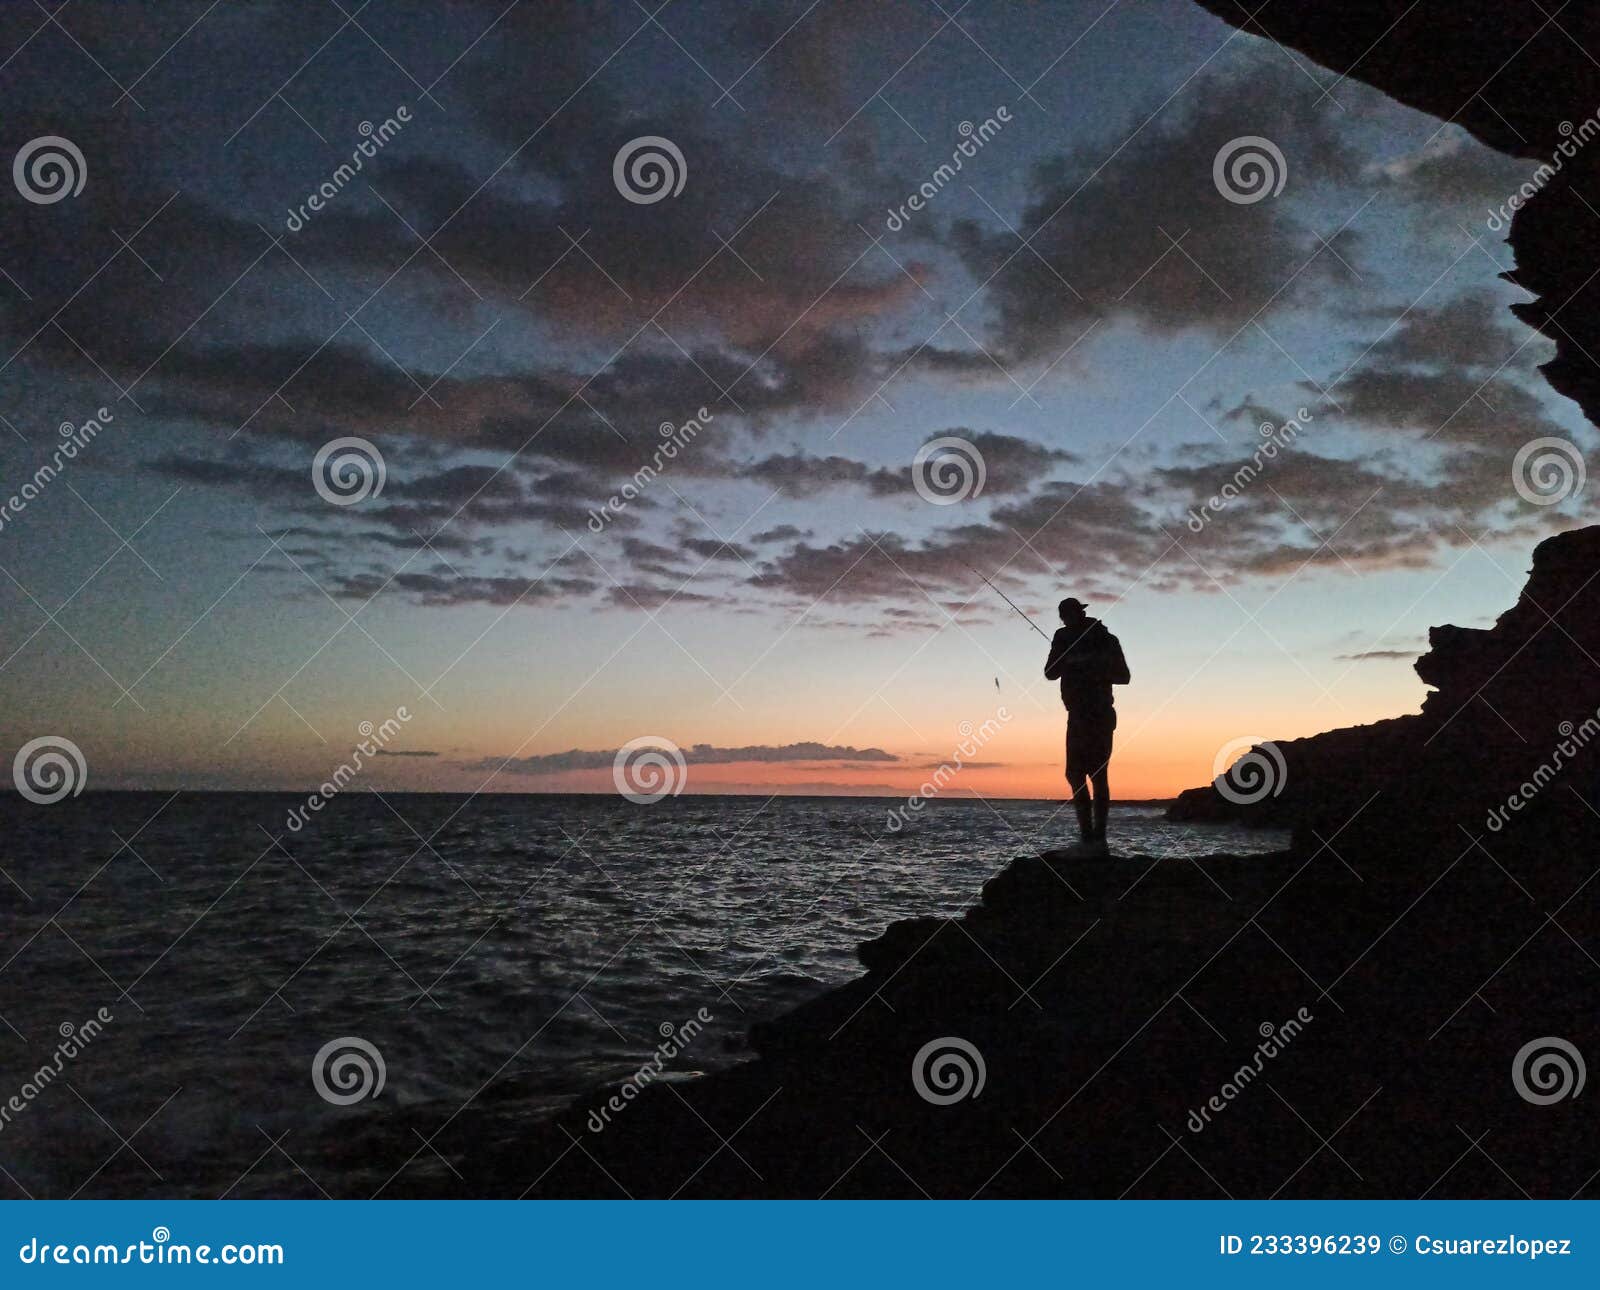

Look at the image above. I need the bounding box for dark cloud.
[1366,129,1528,220]
[1307,291,1564,452]
[750,524,811,544]
[141,451,621,566]
[472,741,901,775]
[744,430,1076,501]
[744,452,904,498]
[322,569,599,609]
[0,86,908,486]
[681,537,755,563]
[603,583,717,610]
[741,402,1568,610]
[619,537,690,578]
[1349,291,1537,373]
[1318,367,1560,443]
[1,8,1580,628]
[950,61,1363,361]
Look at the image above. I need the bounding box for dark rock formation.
[466,834,1594,1197]
[1171,526,1600,858]
[1168,780,1293,827]
[1193,1,1600,159]
[1192,0,1600,427]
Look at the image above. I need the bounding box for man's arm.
[1043,628,1069,680]
[1105,633,1131,685]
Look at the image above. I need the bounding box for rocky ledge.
[475,841,1593,1197]
[1170,525,1600,860]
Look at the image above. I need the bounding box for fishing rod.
[958,558,1052,642]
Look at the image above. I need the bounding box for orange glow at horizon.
[449,715,1345,800]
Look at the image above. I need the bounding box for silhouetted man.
[1044,597,1130,852]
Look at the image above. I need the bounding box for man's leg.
[1067,768,1093,839]
[1088,724,1113,840]
[1065,720,1094,840]
[1089,765,1110,841]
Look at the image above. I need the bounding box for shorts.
[1065,710,1115,781]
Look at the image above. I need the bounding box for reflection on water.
[0,791,1286,1195]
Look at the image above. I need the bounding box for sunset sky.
[0,0,1590,800]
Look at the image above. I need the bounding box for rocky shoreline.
[442,520,1595,1199]
[475,842,1590,1197]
